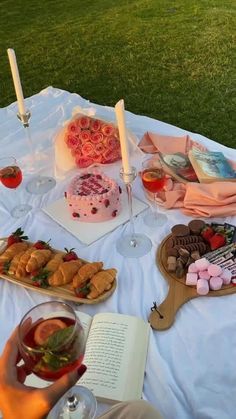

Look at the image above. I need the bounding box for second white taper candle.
[115,99,131,174]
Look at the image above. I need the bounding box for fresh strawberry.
[201,225,214,243]
[30,270,40,279]
[209,233,226,250]
[7,228,28,247]
[75,282,90,298]
[32,270,50,288]
[63,248,78,262]
[33,240,51,250]
[33,281,41,287]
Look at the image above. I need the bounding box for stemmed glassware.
[116,167,152,258]
[18,301,97,419]
[18,111,56,195]
[141,157,168,227]
[0,156,32,218]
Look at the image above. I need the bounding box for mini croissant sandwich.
[45,252,65,274]
[0,242,29,263]
[26,249,52,273]
[8,250,27,276]
[87,268,117,299]
[15,247,37,278]
[72,262,103,289]
[48,259,83,286]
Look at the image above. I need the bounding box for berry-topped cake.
[65,170,122,222]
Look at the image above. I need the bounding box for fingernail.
[77,364,87,378]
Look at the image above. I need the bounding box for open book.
[25,311,150,404]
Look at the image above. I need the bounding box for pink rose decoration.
[102,148,121,163]
[101,124,115,136]
[95,142,106,154]
[90,119,101,132]
[71,147,82,157]
[92,154,103,163]
[81,142,96,157]
[78,116,90,129]
[75,155,94,168]
[104,135,120,150]
[66,134,79,150]
[90,132,104,144]
[64,116,122,168]
[67,121,81,134]
[79,130,91,143]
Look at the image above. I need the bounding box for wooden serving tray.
[0,242,116,305]
[149,234,236,331]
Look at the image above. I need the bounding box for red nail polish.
[77,364,87,377]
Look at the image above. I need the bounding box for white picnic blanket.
[0,87,236,419]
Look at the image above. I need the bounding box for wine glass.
[116,167,152,258]
[141,157,168,227]
[0,156,32,218]
[18,301,97,419]
[17,111,56,195]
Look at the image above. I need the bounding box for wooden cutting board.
[149,234,236,331]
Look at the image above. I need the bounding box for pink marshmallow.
[221,269,232,285]
[195,258,210,271]
[197,279,209,295]
[208,264,222,277]
[188,263,199,273]
[186,273,198,286]
[198,270,210,280]
[209,276,223,291]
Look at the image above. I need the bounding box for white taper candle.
[115,99,131,174]
[7,48,26,116]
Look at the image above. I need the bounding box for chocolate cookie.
[172,235,203,246]
[188,219,206,235]
[171,224,190,237]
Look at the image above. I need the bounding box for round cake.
[65,170,122,222]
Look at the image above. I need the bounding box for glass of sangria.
[141,157,168,227]
[0,156,32,218]
[18,301,97,419]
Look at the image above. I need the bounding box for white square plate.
[43,193,148,245]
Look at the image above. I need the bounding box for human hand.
[0,326,87,419]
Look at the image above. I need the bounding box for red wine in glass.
[0,157,32,218]
[18,301,97,418]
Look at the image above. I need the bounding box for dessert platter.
[149,220,236,330]
[0,228,117,304]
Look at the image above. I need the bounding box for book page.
[78,312,150,402]
[75,310,93,340]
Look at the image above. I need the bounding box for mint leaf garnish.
[46,326,74,350]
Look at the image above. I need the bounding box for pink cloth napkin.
[139,131,205,154]
[183,182,236,217]
[139,132,236,217]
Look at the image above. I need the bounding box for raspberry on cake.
[66,170,122,222]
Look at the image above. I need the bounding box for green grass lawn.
[0,0,235,148]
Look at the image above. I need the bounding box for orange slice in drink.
[34,319,67,346]
[142,170,161,182]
